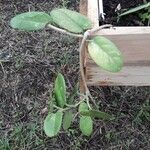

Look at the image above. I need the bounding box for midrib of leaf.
[57,9,83,31]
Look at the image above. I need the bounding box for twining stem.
[47,24,113,38]
[54,99,85,111]
[79,24,113,108]
[89,24,113,35]
[47,24,83,38]
[47,23,113,109]
[66,99,85,108]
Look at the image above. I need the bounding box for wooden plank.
[80,0,87,16]
[86,0,150,86]
[86,65,150,86]
[87,0,99,28]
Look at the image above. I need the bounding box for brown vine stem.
[79,24,113,108]
[89,24,113,35]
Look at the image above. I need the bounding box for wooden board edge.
[95,27,150,35]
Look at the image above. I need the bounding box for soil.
[0,0,150,150]
[102,0,150,26]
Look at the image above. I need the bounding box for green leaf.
[139,12,150,22]
[79,116,93,136]
[48,96,54,113]
[10,12,52,31]
[63,110,73,130]
[80,110,112,121]
[119,2,150,17]
[88,36,123,72]
[44,111,63,137]
[78,102,88,112]
[54,73,66,108]
[79,102,93,136]
[50,8,92,33]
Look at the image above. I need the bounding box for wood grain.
[86,64,150,86]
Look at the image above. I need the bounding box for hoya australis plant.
[10,8,123,73]
[10,8,123,137]
[44,73,113,137]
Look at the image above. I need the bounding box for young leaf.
[78,102,93,136]
[139,12,150,22]
[10,12,52,31]
[50,8,92,33]
[63,110,73,130]
[78,102,89,112]
[54,73,66,108]
[79,116,93,136]
[80,110,112,121]
[88,36,123,72]
[44,111,63,137]
[119,2,150,17]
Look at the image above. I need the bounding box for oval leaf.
[54,73,66,108]
[119,2,150,17]
[44,111,63,137]
[79,116,93,136]
[80,110,112,121]
[88,36,123,72]
[63,110,73,130]
[79,102,89,112]
[10,12,52,31]
[50,8,92,33]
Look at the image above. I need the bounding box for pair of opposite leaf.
[44,110,73,137]
[44,73,72,137]
[10,8,123,72]
[44,73,91,137]
[44,73,113,137]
